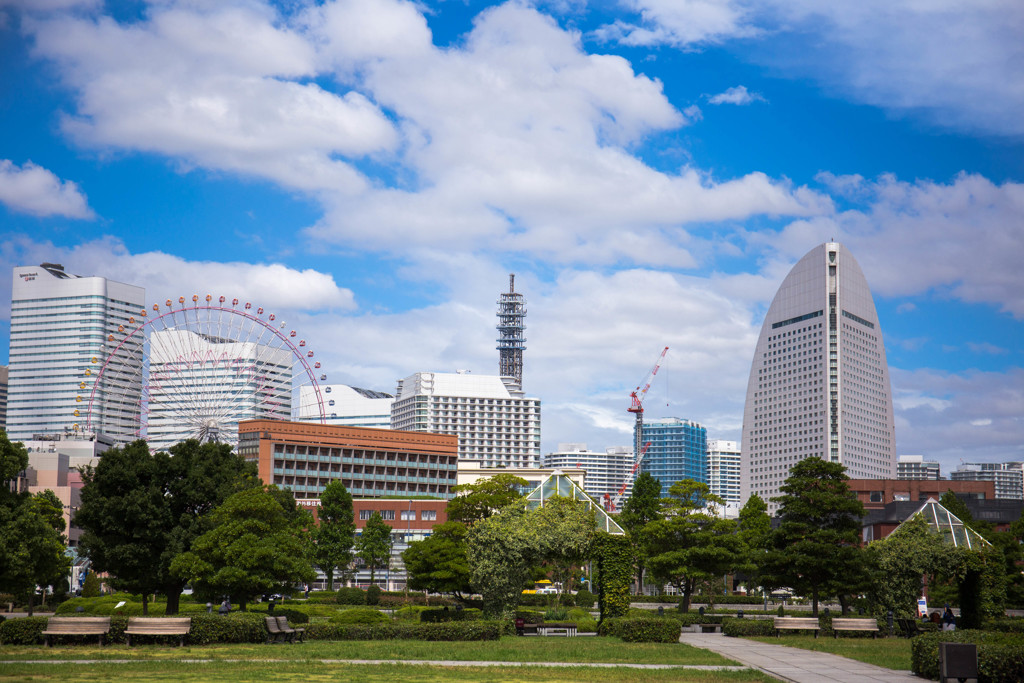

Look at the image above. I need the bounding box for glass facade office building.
[638,417,707,494]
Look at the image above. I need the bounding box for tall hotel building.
[8,264,145,442]
[707,439,742,505]
[638,417,707,496]
[741,242,896,511]
[390,371,541,467]
[542,443,633,503]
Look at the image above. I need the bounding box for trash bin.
[939,642,977,683]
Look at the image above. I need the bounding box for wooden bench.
[125,617,192,647]
[897,617,925,638]
[774,616,820,638]
[42,617,112,646]
[537,623,577,637]
[830,617,878,638]
[265,616,303,643]
[275,616,304,643]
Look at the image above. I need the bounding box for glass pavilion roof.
[524,472,624,535]
[894,498,991,549]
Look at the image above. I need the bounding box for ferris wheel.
[81,295,326,451]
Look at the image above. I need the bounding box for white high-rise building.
[741,243,896,512]
[390,371,541,467]
[297,384,394,428]
[542,443,633,504]
[707,439,742,505]
[951,462,1023,500]
[146,329,291,452]
[8,263,145,442]
[897,454,941,480]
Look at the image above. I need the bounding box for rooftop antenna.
[496,273,526,390]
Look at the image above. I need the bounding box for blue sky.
[1,0,1022,475]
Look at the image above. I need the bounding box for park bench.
[773,616,820,638]
[536,623,577,637]
[42,616,112,646]
[265,616,303,643]
[830,617,878,638]
[897,618,925,638]
[695,623,723,633]
[125,617,192,647]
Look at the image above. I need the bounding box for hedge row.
[0,614,284,646]
[597,617,681,643]
[305,621,502,641]
[722,618,776,637]
[911,630,1024,683]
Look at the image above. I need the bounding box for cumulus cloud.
[0,159,95,219]
[602,0,1024,136]
[0,236,356,316]
[17,0,830,265]
[707,85,766,105]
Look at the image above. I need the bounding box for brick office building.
[847,478,994,509]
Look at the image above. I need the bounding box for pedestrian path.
[678,632,922,683]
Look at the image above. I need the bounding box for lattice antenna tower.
[496,273,526,389]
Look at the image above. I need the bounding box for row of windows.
[358,509,438,521]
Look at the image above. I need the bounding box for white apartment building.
[390,371,541,467]
[707,439,742,505]
[297,384,394,428]
[951,462,1024,500]
[897,454,941,480]
[542,443,633,505]
[146,329,292,452]
[8,263,145,442]
[741,243,896,512]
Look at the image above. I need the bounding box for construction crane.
[605,346,669,512]
[604,441,651,512]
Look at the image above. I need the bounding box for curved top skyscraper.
[741,242,896,511]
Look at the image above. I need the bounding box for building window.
[400,510,415,521]
[869,491,884,503]
[359,509,373,520]
[421,510,437,521]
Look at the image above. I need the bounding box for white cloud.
[0,236,356,317]
[604,0,1024,136]
[707,85,765,105]
[0,159,95,219]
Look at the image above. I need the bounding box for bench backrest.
[832,618,877,628]
[46,617,111,633]
[275,616,296,630]
[774,617,819,627]
[127,617,191,628]
[266,617,285,632]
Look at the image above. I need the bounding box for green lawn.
[748,635,913,670]
[0,637,732,665]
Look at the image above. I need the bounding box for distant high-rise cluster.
[542,443,633,502]
[952,461,1024,500]
[741,242,896,511]
[897,454,941,480]
[7,263,144,442]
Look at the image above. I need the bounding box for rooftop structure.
[8,263,145,442]
[741,242,896,512]
[298,384,394,429]
[496,274,526,390]
[391,371,541,467]
[897,454,941,480]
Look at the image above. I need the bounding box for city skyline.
[1,1,1021,477]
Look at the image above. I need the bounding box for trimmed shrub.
[420,609,469,623]
[911,630,1024,683]
[81,573,101,598]
[336,587,366,605]
[543,607,569,621]
[598,617,680,643]
[0,616,48,645]
[575,590,597,609]
[188,613,269,645]
[722,618,776,637]
[985,618,1024,634]
[306,621,502,641]
[329,608,390,625]
[365,585,382,606]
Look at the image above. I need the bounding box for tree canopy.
[402,520,472,599]
[170,485,314,610]
[447,473,528,526]
[74,439,257,614]
[618,471,662,590]
[759,457,866,616]
[312,481,355,590]
[356,511,393,585]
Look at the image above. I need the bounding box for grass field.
[0,637,735,665]
[748,635,913,670]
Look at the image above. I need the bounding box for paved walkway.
[679,632,922,683]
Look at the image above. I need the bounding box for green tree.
[868,514,950,616]
[75,439,257,614]
[447,473,528,526]
[80,571,102,598]
[759,457,866,616]
[170,486,314,610]
[618,472,662,591]
[467,503,534,618]
[736,493,771,591]
[531,497,598,595]
[312,481,355,590]
[1,490,72,615]
[645,479,746,611]
[356,512,393,586]
[402,521,472,599]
